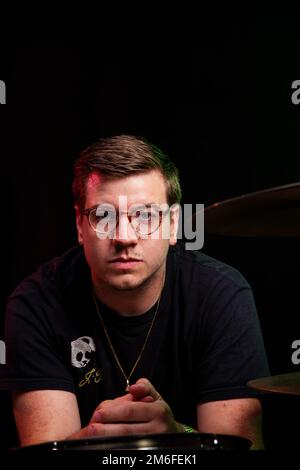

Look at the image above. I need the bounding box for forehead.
[85,169,168,207]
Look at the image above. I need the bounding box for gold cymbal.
[248,372,300,395]
[203,182,300,237]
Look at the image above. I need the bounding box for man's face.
[76,169,179,292]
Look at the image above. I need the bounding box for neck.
[92,266,166,316]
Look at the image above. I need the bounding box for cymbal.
[203,182,300,237]
[248,372,300,395]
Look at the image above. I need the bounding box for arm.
[12,379,182,446]
[197,397,264,449]
[190,280,269,450]
[12,390,82,446]
[13,381,263,447]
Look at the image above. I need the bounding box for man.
[0,135,269,448]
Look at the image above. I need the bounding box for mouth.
[109,257,143,269]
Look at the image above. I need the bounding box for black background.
[0,14,300,450]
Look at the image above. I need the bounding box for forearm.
[197,398,264,450]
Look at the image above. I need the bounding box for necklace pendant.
[125,379,130,392]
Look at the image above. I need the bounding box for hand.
[86,378,183,437]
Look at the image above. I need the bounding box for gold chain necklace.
[93,289,162,392]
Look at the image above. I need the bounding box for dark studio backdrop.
[0,15,300,450]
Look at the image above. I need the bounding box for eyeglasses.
[81,204,170,236]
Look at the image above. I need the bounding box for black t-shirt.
[0,243,270,428]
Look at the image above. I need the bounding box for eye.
[137,211,152,221]
[94,209,115,221]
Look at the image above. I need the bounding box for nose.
[112,213,139,245]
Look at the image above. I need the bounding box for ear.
[169,204,180,246]
[75,206,84,245]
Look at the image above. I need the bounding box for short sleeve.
[193,277,270,403]
[0,280,75,393]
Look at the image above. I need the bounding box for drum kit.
[203,181,300,237]
[204,182,300,411]
[204,181,300,398]
[10,182,300,456]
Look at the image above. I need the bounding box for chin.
[109,275,147,291]
[112,282,142,292]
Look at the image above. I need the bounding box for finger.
[139,395,155,403]
[97,399,113,408]
[87,421,152,437]
[129,378,162,401]
[91,394,135,421]
[97,393,134,409]
[95,401,159,424]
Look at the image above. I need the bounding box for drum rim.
[11,432,252,451]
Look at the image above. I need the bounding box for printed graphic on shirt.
[71,336,104,388]
[79,367,103,387]
[71,336,96,368]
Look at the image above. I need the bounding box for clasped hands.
[86,378,183,436]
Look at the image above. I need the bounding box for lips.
[108,257,143,270]
[109,257,142,263]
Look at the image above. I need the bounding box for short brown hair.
[73,135,182,209]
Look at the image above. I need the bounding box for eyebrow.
[88,203,160,210]
[128,203,159,209]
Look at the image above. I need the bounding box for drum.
[11,432,251,451]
